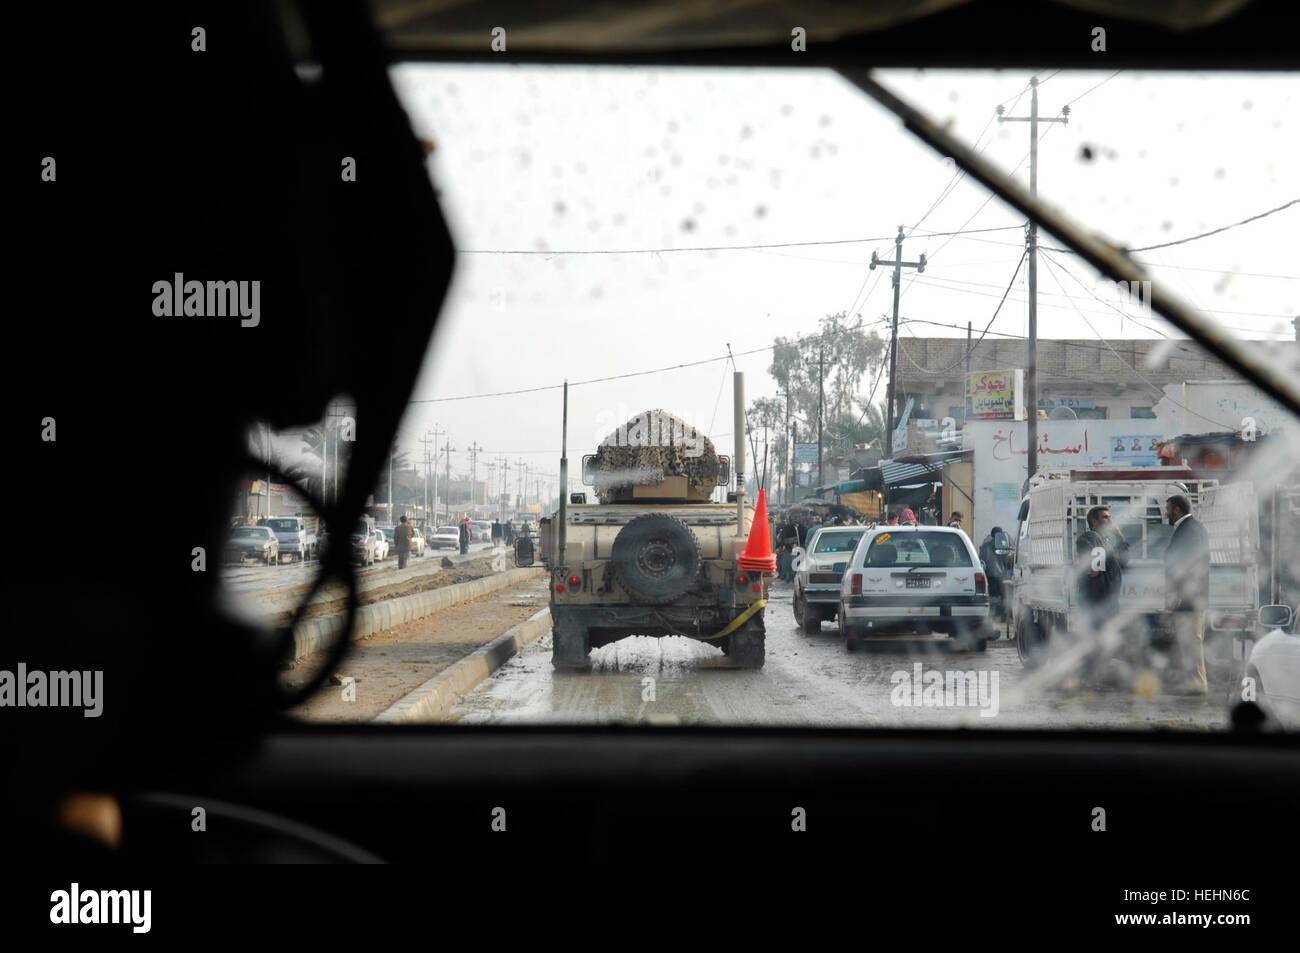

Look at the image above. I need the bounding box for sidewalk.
[287,574,550,723]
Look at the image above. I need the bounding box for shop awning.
[879,451,968,487]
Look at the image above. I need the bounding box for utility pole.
[783,390,792,505]
[998,76,1069,480]
[443,439,454,521]
[791,421,798,502]
[467,441,483,511]
[817,345,824,489]
[499,458,509,522]
[515,458,527,512]
[429,426,445,524]
[419,432,432,523]
[871,225,927,458]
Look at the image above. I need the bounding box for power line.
[455,225,1023,256]
[1063,70,1122,107]
[1037,252,1239,430]
[1043,198,1299,255]
[896,249,1027,375]
[1038,249,1170,338]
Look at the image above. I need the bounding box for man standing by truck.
[1075,506,1129,636]
[1164,494,1210,695]
[394,515,414,570]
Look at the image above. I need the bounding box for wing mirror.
[514,535,535,568]
[1258,604,1293,632]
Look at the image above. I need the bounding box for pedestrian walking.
[492,519,502,543]
[394,515,413,570]
[504,520,515,545]
[1163,494,1210,694]
[459,516,470,555]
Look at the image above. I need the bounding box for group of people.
[1072,494,1210,694]
[490,519,517,545]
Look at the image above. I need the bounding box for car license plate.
[905,576,932,589]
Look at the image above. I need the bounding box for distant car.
[372,528,389,560]
[1245,604,1300,725]
[472,520,491,542]
[257,515,316,562]
[350,519,377,567]
[429,526,460,550]
[380,525,424,558]
[793,526,866,633]
[225,526,279,566]
[839,525,991,652]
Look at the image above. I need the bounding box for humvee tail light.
[555,584,565,593]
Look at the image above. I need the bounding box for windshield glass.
[814,531,864,553]
[232,528,265,539]
[262,519,300,533]
[866,532,973,568]
[243,65,1300,734]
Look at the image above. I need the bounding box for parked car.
[429,525,460,550]
[225,526,279,566]
[1244,603,1300,725]
[372,527,389,560]
[350,519,377,567]
[838,525,991,652]
[256,515,317,562]
[793,526,866,633]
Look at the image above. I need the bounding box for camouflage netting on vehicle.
[592,409,720,502]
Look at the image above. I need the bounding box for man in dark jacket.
[394,515,414,570]
[979,526,1011,618]
[491,519,502,543]
[1075,506,1128,628]
[458,517,470,555]
[1164,494,1210,694]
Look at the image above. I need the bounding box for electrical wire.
[456,225,1023,256]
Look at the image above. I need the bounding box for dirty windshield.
[224,67,1300,731]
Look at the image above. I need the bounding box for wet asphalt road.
[451,580,1230,729]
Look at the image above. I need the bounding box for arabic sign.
[968,418,1168,538]
[966,370,1025,420]
[1039,398,1096,409]
[794,442,819,464]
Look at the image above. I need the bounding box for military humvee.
[515,407,772,669]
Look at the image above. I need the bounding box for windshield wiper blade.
[838,68,1300,421]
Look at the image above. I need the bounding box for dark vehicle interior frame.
[10,0,1299,892]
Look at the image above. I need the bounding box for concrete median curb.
[371,607,553,724]
[291,567,545,662]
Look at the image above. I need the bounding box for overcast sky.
[370,65,1297,492]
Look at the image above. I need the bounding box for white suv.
[838,525,991,652]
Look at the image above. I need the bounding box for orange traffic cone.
[738,488,777,574]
